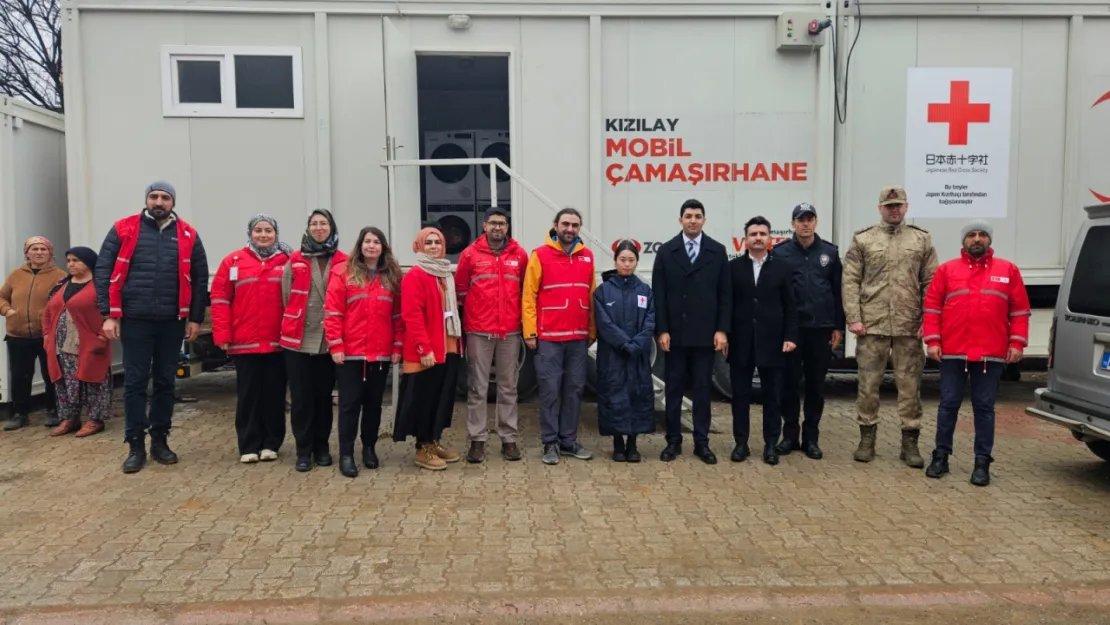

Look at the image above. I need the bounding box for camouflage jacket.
[842,221,939,338]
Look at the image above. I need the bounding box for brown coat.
[0,262,68,339]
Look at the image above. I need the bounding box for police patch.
[820,254,830,267]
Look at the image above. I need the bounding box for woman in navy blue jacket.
[593,240,656,462]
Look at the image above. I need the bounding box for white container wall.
[0,98,69,405]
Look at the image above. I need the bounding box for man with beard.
[522,208,596,465]
[95,181,210,474]
[921,220,1029,487]
[455,207,529,463]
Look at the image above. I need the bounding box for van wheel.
[1086,440,1110,462]
[455,337,538,401]
[711,353,762,402]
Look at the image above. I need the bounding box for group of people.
[0,180,1030,487]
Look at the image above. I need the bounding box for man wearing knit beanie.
[920,219,1031,486]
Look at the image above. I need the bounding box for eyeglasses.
[487,221,508,228]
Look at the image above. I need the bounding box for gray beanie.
[145,180,177,203]
[960,219,993,241]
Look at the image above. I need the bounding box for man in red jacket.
[922,220,1030,487]
[454,208,529,464]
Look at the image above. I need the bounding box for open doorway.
[417,55,511,261]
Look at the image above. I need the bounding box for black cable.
[833,0,862,124]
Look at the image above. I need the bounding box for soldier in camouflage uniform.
[842,185,939,466]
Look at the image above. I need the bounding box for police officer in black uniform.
[769,203,844,460]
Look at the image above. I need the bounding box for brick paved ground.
[0,369,1108,616]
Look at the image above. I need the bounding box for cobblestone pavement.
[0,369,1108,618]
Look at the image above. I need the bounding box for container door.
[382,16,421,265]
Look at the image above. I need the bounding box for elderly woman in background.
[1,236,67,430]
[42,247,113,437]
[211,214,291,464]
[394,227,463,471]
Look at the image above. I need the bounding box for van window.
[1067,225,1110,317]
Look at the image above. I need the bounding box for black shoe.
[970,455,992,486]
[612,436,627,462]
[3,413,28,431]
[660,442,681,462]
[774,439,799,455]
[803,441,824,460]
[122,437,147,474]
[314,449,334,467]
[925,450,949,478]
[295,456,313,472]
[43,410,60,428]
[625,436,642,463]
[339,455,358,478]
[693,444,717,465]
[149,433,178,465]
[731,443,750,462]
[362,446,379,469]
[763,444,779,466]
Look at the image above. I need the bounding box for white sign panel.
[904,67,1012,218]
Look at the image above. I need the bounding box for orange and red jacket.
[280,249,348,350]
[453,235,528,339]
[323,261,403,362]
[922,248,1031,363]
[401,265,466,364]
[210,247,289,356]
[521,233,597,342]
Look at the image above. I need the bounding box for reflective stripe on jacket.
[210,247,289,356]
[454,235,528,338]
[521,233,596,342]
[322,261,403,362]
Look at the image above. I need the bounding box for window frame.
[160,45,304,119]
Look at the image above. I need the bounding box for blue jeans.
[121,318,185,440]
[935,359,1003,458]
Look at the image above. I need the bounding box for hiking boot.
[122,436,147,474]
[3,413,28,431]
[560,442,593,460]
[50,420,80,437]
[853,425,877,463]
[150,432,179,465]
[925,450,949,479]
[970,455,992,487]
[429,440,460,463]
[75,421,105,438]
[501,442,522,461]
[899,429,925,468]
[43,409,60,428]
[541,443,560,465]
[415,444,447,471]
[466,441,486,464]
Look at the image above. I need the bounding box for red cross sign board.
[904,68,1012,219]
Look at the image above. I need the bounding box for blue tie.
[687,240,696,263]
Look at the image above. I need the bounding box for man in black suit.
[726,216,798,465]
[651,199,731,464]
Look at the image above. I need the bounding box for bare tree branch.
[0,0,62,112]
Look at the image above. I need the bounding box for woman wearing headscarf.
[593,240,656,462]
[42,247,113,437]
[394,227,464,471]
[211,214,292,464]
[1,236,66,430]
[323,226,404,478]
[281,209,348,473]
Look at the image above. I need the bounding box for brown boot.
[466,441,486,464]
[853,425,877,463]
[900,429,925,468]
[50,420,81,437]
[430,440,461,463]
[415,444,448,471]
[75,421,105,438]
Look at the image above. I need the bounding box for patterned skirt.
[54,309,112,423]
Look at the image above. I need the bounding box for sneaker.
[43,410,60,428]
[414,444,448,471]
[560,442,593,460]
[240,453,260,464]
[259,449,278,461]
[3,414,29,431]
[541,443,560,465]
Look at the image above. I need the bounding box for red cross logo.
[927,80,991,146]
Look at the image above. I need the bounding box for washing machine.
[426,205,479,260]
[475,130,510,202]
[424,131,476,204]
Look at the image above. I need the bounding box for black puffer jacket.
[94,212,209,322]
[770,234,844,330]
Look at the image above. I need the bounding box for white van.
[1025,203,1110,462]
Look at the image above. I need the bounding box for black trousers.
[5,336,55,415]
[121,318,184,440]
[731,362,783,447]
[664,346,714,446]
[781,328,834,445]
[234,352,288,455]
[286,351,336,458]
[336,360,390,456]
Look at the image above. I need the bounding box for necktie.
[687,240,696,262]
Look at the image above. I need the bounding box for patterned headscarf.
[23,236,53,260]
[247,213,293,259]
[300,209,340,257]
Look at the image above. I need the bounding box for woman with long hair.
[394,227,463,471]
[281,209,348,472]
[211,214,292,464]
[324,226,403,478]
[42,247,113,438]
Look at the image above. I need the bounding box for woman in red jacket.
[42,247,112,438]
[394,227,463,471]
[211,214,291,464]
[324,226,403,478]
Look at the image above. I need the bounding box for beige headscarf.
[412,227,461,338]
